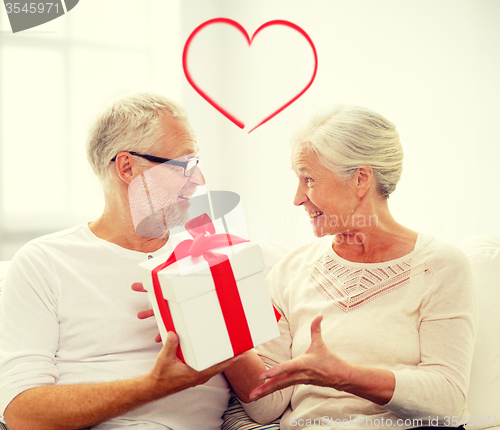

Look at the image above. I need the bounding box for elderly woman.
[224,105,477,430]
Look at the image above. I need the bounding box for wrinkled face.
[156,114,203,203]
[129,115,204,238]
[292,145,356,238]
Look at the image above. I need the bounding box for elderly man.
[0,93,238,430]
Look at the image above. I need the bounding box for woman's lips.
[308,210,324,219]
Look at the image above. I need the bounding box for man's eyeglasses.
[111,152,200,177]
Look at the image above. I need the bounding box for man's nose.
[188,165,205,186]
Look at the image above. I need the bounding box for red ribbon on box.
[151,214,254,363]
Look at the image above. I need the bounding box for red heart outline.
[183,18,318,133]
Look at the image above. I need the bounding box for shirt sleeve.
[240,262,294,424]
[0,243,60,420]
[384,245,478,419]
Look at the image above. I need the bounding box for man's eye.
[306,177,313,183]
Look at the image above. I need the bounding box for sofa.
[220,236,500,430]
[459,236,500,429]
[1,236,499,430]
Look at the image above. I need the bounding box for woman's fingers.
[259,316,324,381]
[132,282,153,318]
[137,309,155,319]
[249,315,330,401]
[252,358,312,401]
[250,372,302,400]
[310,315,323,338]
[260,360,300,380]
[309,315,324,349]
[131,282,162,342]
[131,282,147,293]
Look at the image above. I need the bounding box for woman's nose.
[293,183,308,206]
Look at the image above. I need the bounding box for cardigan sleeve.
[384,245,478,419]
[240,263,294,424]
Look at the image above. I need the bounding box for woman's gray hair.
[292,105,403,198]
[86,92,187,182]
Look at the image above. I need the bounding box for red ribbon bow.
[151,214,254,363]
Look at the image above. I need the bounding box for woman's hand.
[250,315,395,405]
[250,315,353,401]
[132,282,161,343]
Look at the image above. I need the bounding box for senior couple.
[0,93,476,430]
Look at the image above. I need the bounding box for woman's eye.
[306,177,313,183]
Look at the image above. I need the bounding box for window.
[0,0,182,259]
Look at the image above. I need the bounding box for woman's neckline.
[326,233,424,268]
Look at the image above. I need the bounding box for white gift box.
[139,241,280,371]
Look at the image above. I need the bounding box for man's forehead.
[170,144,199,158]
[158,112,192,133]
[161,143,199,161]
[158,113,199,157]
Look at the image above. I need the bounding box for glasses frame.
[111,152,200,177]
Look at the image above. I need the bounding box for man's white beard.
[134,202,190,239]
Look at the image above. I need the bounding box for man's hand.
[132,280,238,388]
[147,330,239,397]
[132,282,161,342]
[5,289,237,430]
[5,335,236,430]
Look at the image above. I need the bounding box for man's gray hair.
[292,105,404,198]
[86,92,187,181]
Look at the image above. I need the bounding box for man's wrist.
[136,372,173,402]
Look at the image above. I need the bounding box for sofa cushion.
[461,236,500,429]
[221,393,280,430]
[0,261,9,296]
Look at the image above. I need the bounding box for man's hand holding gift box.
[138,213,280,371]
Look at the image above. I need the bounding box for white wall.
[0,0,182,258]
[0,0,498,258]
[181,0,500,248]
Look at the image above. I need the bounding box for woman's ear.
[355,166,373,198]
[114,152,140,185]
